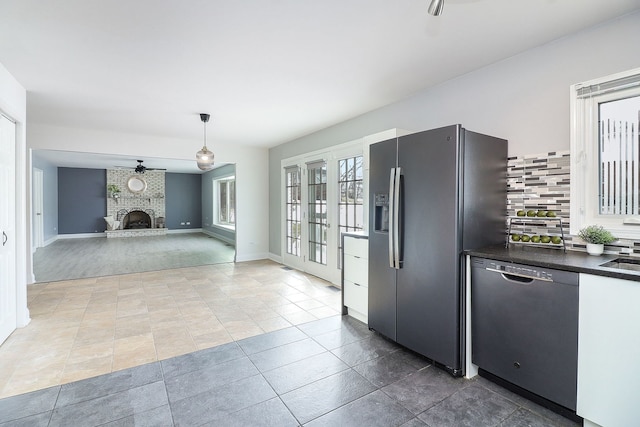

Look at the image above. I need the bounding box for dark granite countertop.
[466,244,640,282]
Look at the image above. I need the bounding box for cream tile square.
[113,333,155,355]
[255,316,292,333]
[294,299,326,310]
[272,303,305,316]
[281,311,318,325]
[60,355,113,384]
[192,330,234,350]
[67,341,114,365]
[154,339,196,360]
[115,321,152,339]
[307,306,340,319]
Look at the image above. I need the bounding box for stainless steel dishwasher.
[471,257,579,412]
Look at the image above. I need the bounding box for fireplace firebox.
[122,210,152,229]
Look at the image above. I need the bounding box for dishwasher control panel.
[486,260,554,281]
[471,257,579,286]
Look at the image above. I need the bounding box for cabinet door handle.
[2,231,7,246]
[353,282,361,287]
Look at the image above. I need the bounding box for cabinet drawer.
[344,237,368,258]
[344,280,368,315]
[344,254,368,286]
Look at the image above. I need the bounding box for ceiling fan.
[115,160,166,174]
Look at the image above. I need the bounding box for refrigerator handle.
[393,167,402,269]
[388,168,396,268]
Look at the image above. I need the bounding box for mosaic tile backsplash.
[507,150,638,256]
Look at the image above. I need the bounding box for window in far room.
[571,67,640,238]
[215,176,235,228]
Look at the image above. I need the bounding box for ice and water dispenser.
[374,193,389,233]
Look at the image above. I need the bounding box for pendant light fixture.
[196,113,214,171]
[427,0,444,16]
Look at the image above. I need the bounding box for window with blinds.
[571,67,640,238]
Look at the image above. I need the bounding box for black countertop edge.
[465,244,640,282]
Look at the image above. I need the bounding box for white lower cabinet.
[577,273,640,427]
[342,234,368,323]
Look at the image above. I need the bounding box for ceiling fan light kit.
[196,113,215,171]
[427,0,444,16]
[135,160,146,174]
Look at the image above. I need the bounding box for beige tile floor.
[0,260,342,399]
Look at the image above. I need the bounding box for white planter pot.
[586,243,604,256]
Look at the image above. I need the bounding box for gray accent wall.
[58,168,107,234]
[32,153,59,243]
[268,12,640,257]
[165,173,202,229]
[202,164,236,244]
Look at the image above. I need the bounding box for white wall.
[27,123,270,262]
[268,11,640,256]
[0,62,29,326]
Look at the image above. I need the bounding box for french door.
[0,113,17,345]
[282,157,334,281]
[282,144,364,285]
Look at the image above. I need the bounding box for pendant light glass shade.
[196,146,214,171]
[427,0,444,16]
[196,113,214,171]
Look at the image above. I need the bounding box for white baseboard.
[58,233,106,239]
[32,235,58,254]
[43,235,58,247]
[235,252,269,262]
[167,228,203,234]
[268,253,283,264]
[202,229,235,246]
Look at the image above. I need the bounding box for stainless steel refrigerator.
[368,124,507,376]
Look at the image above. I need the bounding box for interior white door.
[0,113,17,345]
[33,168,44,249]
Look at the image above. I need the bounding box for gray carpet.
[33,233,236,282]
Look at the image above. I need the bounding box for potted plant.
[107,184,121,199]
[577,225,616,255]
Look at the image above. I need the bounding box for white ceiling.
[33,150,221,174]
[2,0,640,171]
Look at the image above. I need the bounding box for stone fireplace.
[106,169,167,238]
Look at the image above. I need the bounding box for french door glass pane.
[337,155,364,267]
[308,161,327,265]
[285,167,301,256]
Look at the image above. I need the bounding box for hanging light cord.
[203,119,207,148]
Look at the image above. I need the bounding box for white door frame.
[300,156,333,280]
[281,153,334,281]
[33,168,44,250]
[280,139,364,285]
[0,113,17,345]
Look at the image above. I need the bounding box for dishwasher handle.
[485,267,553,283]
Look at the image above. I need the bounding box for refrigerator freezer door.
[368,138,398,340]
[395,126,462,372]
